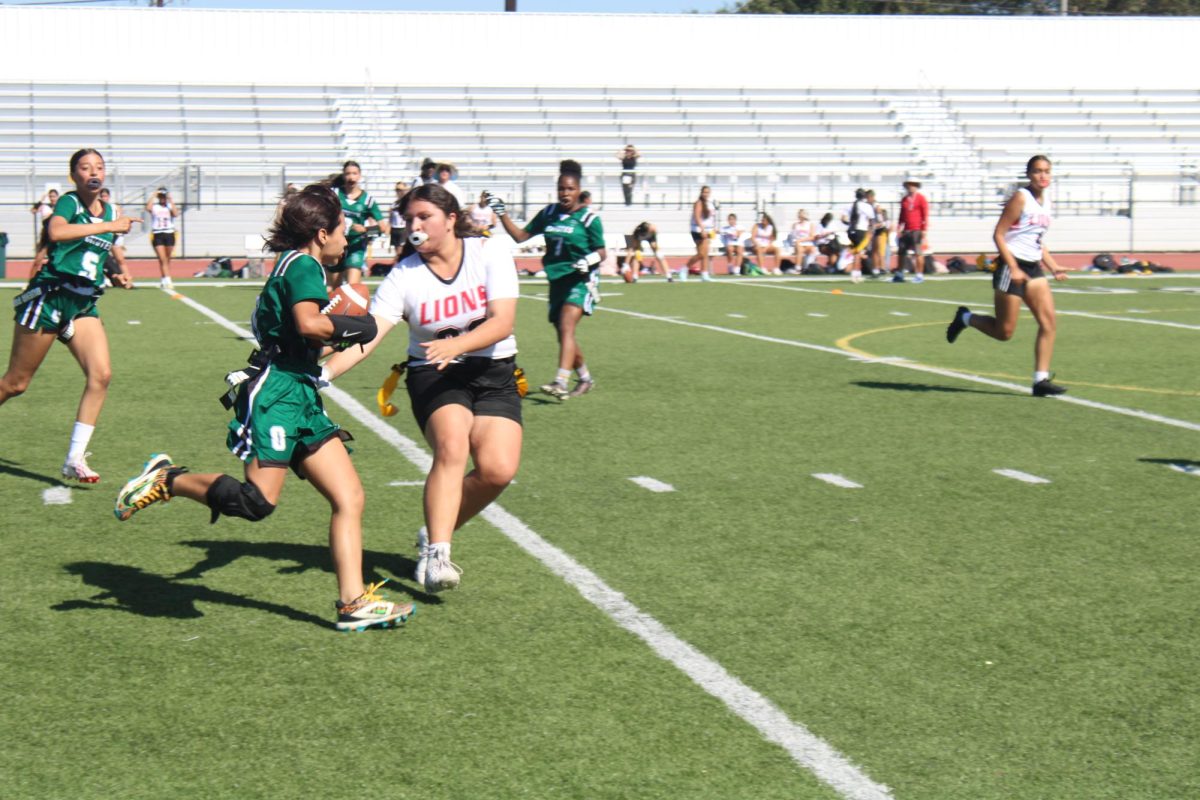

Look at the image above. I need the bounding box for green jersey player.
[114,184,413,632]
[330,160,388,287]
[492,159,605,400]
[2,148,139,483]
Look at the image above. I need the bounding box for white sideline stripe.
[169,287,894,800]
[728,281,1200,330]
[629,476,676,493]
[42,486,72,505]
[584,301,1200,434]
[1168,463,1200,476]
[812,473,864,489]
[388,480,425,487]
[993,469,1051,485]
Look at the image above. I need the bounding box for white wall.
[2,7,1199,91]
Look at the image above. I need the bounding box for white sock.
[1034,371,1050,383]
[576,364,591,382]
[851,269,862,279]
[429,541,451,559]
[555,368,571,386]
[962,310,973,325]
[66,422,94,464]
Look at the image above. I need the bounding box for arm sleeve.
[587,216,605,250]
[369,266,407,325]
[483,237,520,301]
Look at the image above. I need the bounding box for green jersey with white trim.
[44,192,115,290]
[251,250,330,376]
[336,187,383,249]
[524,204,605,281]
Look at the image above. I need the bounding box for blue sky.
[8,1,730,12]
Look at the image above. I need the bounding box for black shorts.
[992,257,1045,298]
[152,232,176,248]
[405,357,523,432]
[898,230,924,254]
[690,231,705,245]
[847,230,867,249]
[390,229,404,249]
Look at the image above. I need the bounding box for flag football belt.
[376,357,527,417]
[11,279,99,309]
[218,346,309,410]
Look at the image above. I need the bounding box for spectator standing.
[30,188,59,272]
[841,189,875,282]
[896,178,929,281]
[413,158,438,187]
[436,163,468,207]
[683,186,716,282]
[146,187,181,291]
[389,181,410,256]
[468,191,499,235]
[618,144,639,206]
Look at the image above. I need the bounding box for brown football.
[323,283,371,316]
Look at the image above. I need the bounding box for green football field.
[2,272,1198,800]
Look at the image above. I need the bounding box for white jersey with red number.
[370,236,519,366]
[1005,187,1051,262]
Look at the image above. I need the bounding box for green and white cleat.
[114,453,174,521]
[336,580,415,632]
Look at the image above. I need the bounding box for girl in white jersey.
[323,183,522,595]
[683,185,715,282]
[946,155,1069,396]
[146,187,180,290]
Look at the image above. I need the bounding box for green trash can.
[0,232,8,279]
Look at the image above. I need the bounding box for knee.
[997,324,1016,342]
[330,481,365,516]
[476,458,519,490]
[89,366,112,391]
[0,373,31,398]
[431,437,471,469]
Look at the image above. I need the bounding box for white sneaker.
[700,272,713,282]
[424,546,462,593]
[63,453,100,484]
[677,269,688,282]
[161,277,174,291]
[413,526,429,585]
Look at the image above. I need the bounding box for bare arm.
[421,297,516,370]
[1041,248,1068,280]
[48,214,136,243]
[496,213,533,243]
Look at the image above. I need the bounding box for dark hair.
[395,183,479,261]
[263,184,343,253]
[579,190,591,203]
[854,188,866,201]
[633,221,652,239]
[697,185,712,219]
[1026,154,1051,175]
[760,212,775,230]
[69,148,104,174]
[342,160,361,173]
[558,159,583,182]
[820,212,834,227]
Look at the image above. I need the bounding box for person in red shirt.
[895,178,929,283]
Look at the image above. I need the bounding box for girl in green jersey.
[115,185,412,632]
[491,159,605,400]
[2,149,139,483]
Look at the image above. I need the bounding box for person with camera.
[145,186,181,291]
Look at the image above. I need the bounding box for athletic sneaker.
[63,453,100,484]
[911,275,925,284]
[891,273,905,283]
[161,277,174,291]
[114,453,173,520]
[700,272,713,282]
[424,548,463,593]
[569,378,595,398]
[946,306,971,344]
[540,382,569,400]
[1032,377,1068,397]
[335,579,415,632]
[414,526,429,586]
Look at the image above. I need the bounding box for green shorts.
[13,281,99,335]
[226,366,340,468]
[547,272,599,324]
[332,242,368,272]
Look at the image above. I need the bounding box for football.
[323,283,371,316]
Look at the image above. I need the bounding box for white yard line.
[388,480,426,487]
[992,469,1052,485]
[726,281,1200,330]
[629,476,676,493]
[812,473,864,489]
[42,486,72,505]
[585,300,1200,434]
[169,287,893,800]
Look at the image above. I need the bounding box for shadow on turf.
[52,543,436,630]
[1139,457,1200,469]
[173,540,437,603]
[853,380,1009,396]
[0,458,76,489]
